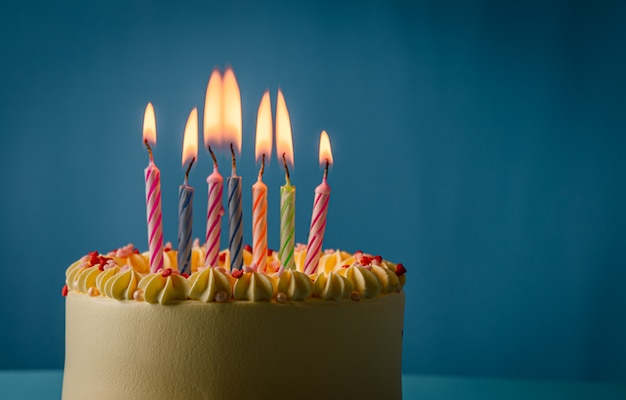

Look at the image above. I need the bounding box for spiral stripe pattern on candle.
[279,186,296,269]
[228,176,243,271]
[145,165,164,273]
[304,191,330,274]
[177,185,194,275]
[205,181,223,267]
[252,183,268,272]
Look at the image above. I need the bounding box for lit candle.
[275,89,296,270]
[304,131,333,275]
[142,103,164,273]
[252,91,272,272]
[177,108,198,275]
[203,70,224,268]
[223,67,244,271]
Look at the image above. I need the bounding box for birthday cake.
[62,243,406,400]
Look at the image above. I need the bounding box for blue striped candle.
[177,184,194,274]
[227,175,243,271]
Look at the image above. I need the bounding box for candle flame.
[143,102,157,145]
[203,69,223,148]
[255,90,273,162]
[319,130,333,166]
[223,67,242,154]
[275,89,294,168]
[182,107,198,166]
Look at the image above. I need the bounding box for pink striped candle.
[142,103,164,273]
[304,131,334,275]
[252,168,268,272]
[205,149,224,268]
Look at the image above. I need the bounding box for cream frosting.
[274,269,312,300]
[233,272,273,301]
[188,267,234,302]
[63,245,407,304]
[339,265,381,298]
[312,271,353,300]
[138,270,190,304]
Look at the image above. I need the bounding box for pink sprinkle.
[231,269,244,279]
[119,264,132,272]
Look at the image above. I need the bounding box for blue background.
[1,0,625,382]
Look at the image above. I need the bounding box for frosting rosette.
[313,272,352,300]
[95,265,120,295]
[274,269,312,301]
[338,265,381,298]
[65,259,88,289]
[75,265,102,293]
[371,264,401,293]
[102,266,142,300]
[138,270,190,304]
[188,267,234,302]
[233,272,273,301]
[316,250,354,274]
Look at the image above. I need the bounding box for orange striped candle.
[252,91,272,272]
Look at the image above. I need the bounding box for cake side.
[63,291,405,400]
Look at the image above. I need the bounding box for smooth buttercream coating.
[63,291,404,400]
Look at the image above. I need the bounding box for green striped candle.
[279,177,295,269]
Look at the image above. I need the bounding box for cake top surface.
[63,241,406,304]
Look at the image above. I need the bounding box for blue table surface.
[0,370,624,399]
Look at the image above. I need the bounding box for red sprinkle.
[181,273,190,279]
[98,264,105,271]
[244,244,252,252]
[267,248,274,256]
[61,284,69,297]
[342,264,350,269]
[88,251,99,266]
[395,263,406,276]
[161,268,174,277]
[231,269,244,279]
[164,247,171,252]
[98,255,111,266]
[133,248,140,254]
[373,255,383,263]
[360,256,373,266]
[219,253,227,263]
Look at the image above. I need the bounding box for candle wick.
[208,145,218,169]
[324,159,329,180]
[184,157,195,183]
[258,153,266,179]
[144,139,154,162]
[230,142,237,176]
[282,152,291,185]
